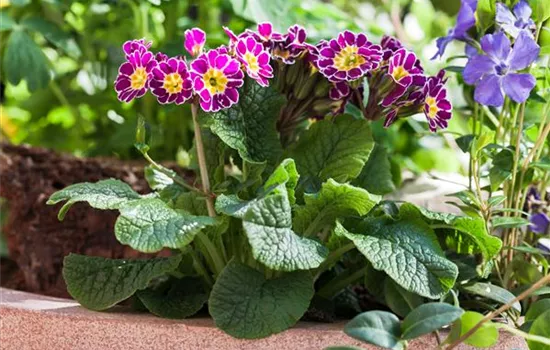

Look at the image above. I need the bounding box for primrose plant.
[48,10,547,345]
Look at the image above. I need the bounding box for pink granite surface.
[0,288,527,350]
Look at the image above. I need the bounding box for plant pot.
[0,288,528,350]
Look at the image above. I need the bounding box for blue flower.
[463,31,539,106]
[530,213,550,234]
[432,0,478,59]
[496,0,536,39]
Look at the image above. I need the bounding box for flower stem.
[141,151,204,194]
[191,102,216,217]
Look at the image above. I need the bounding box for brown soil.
[0,144,192,298]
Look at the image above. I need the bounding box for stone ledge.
[0,288,527,350]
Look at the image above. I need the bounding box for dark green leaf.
[3,28,51,91]
[526,299,550,323]
[528,309,550,350]
[47,179,141,220]
[344,311,404,350]
[21,16,81,58]
[205,79,284,164]
[115,198,215,253]
[401,302,464,340]
[63,254,181,311]
[353,144,395,195]
[444,66,464,74]
[137,277,207,319]
[243,194,328,271]
[491,216,530,228]
[489,149,513,191]
[209,260,314,339]
[0,12,16,31]
[384,278,423,318]
[456,134,474,153]
[461,282,521,312]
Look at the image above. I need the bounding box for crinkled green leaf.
[344,311,404,350]
[209,260,314,339]
[137,277,208,319]
[115,198,215,253]
[263,158,299,204]
[144,165,174,191]
[47,179,141,220]
[353,144,395,195]
[461,282,521,312]
[215,194,252,218]
[338,219,458,299]
[401,302,464,340]
[4,28,51,91]
[204,78,284,164]
[243,194,328,271]
[21,16,81,58]
[293,179,380,235]
[63,254,181,311]
[291,115,374,190]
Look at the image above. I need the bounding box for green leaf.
[456,134,474,153]
[3,28,51,91]
[339,218,458,298]
[353,144,395,195]
[294,179,379,236]
[204,79,284,164]
[448,311,498,348]
[215,194,252,218]
[63,254,181,311]
[491,216,530,228]
[115,198,215,253]
[0,12,16,31]
[384,278,423,318]
[263,158,299,204]
[461,282,521,312]
[291,115,374,190]
[401,302,464,340]
[344,311,404,350]
[209,260,314,339]
[489,149,513,191]
[243,194,328,271]
[477,0,496,32]
[529,309,550,350]
[144,166,174,190]
[136,277,208,319]
[531,0,550,23]
[526,299,550,322]
[21,16,81,58]
[47,179,141,220]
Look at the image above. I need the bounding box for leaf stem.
[194,232,226,278]
[314,242,356,279]
[191,102,216,217]
[189,247,213,288]
[496,323,550,346]
[141,151,204,194]
[445,273,550,350]
[317,265,368,299]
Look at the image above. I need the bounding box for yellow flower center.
[163,73,184,94]
[130,67,147,90]
[333,46,366,71]
[425,96,439,119]
[243,52,259,73]
[203,68,228,95]
[392,65,409,81]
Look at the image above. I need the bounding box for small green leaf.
[63,254,181,311]
[243,194,328,271]
[205,78,284,164]
[262,158,299,204]
[461,282,521,312]
[338,219,458,299]
[0,12,16,31]
[401,303,463,340]
[294,179,380,235]
[489,149,513,191]
[449,311,499,348]
[144,166,174,190]
[526,299,550,323]
[529,309,550,350]
[137,277,208,319]
[3,28,51,91]
[115,198,215,253]
[344,311,404,350]
[353,144,396,195]
[215,194,252,218]
[384,278,423,318]
[456,134,474,153]
[21,16,81,58]
[291,115,374,189]
[47,179,141,220]
[492,216,530,228]
[209,260,314,339]
[488,195,506,207]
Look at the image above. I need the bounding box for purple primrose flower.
[421,70,452,131]
[463,31,540,106]
[190,48,244,112]
[122,39,152,56]
[235,36,273,87]
[496,0,536,39]
[150,57,193,105]
[115,43,157,103]
[317,30,382,82]
[184,28,206,57]
[381,35,403,61]
[432,0,477,59]
[530,212,550,234]
[382,48,425,106]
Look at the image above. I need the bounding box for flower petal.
[502,73,536,103]
[463,54,495,84]
[474,74,504,106]
[480,32,511,62]
[508,31,540,71]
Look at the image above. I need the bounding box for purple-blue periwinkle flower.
[537,238,550,253]
[530,212,550,234]
[432,0,478,59]
[496,0,536,39]
[463,31,540,107]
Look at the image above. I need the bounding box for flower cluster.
[114,22,454,132]
[433,0,541,107]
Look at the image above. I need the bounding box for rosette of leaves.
[48,80,478,340]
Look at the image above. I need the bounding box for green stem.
[317,265,368,299]
[496,324,550,346]
[195,232,225,277]
[314,242,356,279]
[141,151,204,194]
[189,247,213,288]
